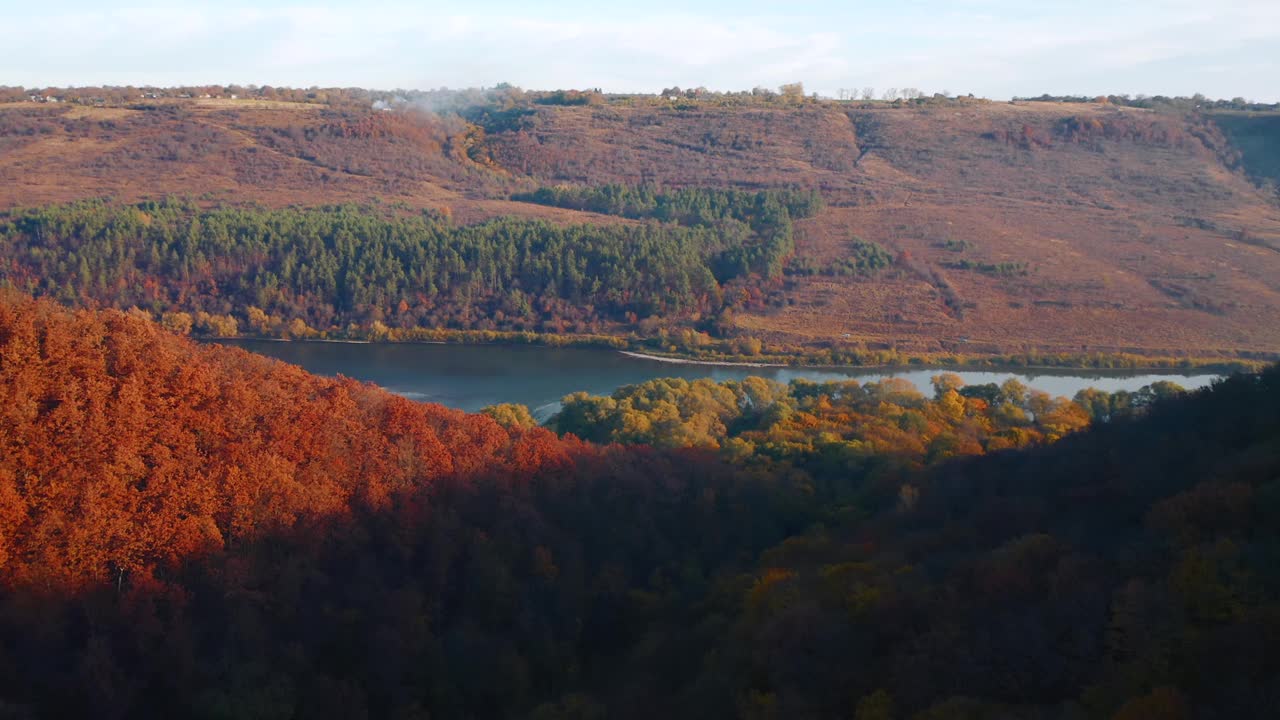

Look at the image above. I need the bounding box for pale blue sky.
[4,0,1277,100]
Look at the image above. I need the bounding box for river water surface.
[218,340,1224,421]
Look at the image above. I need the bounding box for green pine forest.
[0,186,819,340]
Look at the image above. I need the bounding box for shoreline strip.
[619,350,786,368]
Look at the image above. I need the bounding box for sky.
[3,0,1278,101]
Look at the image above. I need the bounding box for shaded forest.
[2,294,1278,718]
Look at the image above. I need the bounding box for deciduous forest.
[2,294,1278,718]
[2,77,1279,720]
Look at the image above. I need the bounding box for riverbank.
[216,338,1232,416]
[618,351,786,368]
[195,328,1273,374]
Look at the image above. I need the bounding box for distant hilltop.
[1,84,1278,363]
[3,83,1278,113]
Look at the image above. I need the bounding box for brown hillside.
[1,97,1278,358]
[486,101,1280,358]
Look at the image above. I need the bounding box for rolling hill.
[2,91,1278,362]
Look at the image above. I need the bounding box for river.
[214,340,1225,421]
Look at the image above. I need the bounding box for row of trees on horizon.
[5,83,1274,111]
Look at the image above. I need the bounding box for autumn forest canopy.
[2,293,1280,718]
[2,78,1280,719]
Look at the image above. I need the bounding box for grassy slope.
[1,97,1278,360]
